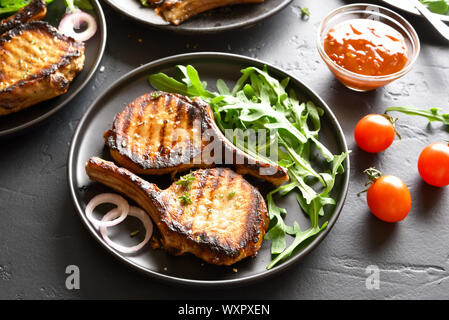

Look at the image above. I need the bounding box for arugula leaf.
[385,106,449,125]
[75,0,92,10]
[0,0,28,7]
[149,72,192,96]
[148,65,347,269]
[0,5,24,14]
[264,184,296,254]
[266,221,327,269]
[0,0,54,15]
[64,0,92,13]
[149,66,216,99]
[420,0,449,14]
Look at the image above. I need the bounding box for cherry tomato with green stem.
[361,168,412,223]
[354,114,400,153]
[418,142,449,187]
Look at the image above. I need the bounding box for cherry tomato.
[354,114,396,153]
[418,142,449,187]
[367,175,411,223]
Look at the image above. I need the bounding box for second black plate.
[68,52,350,287]
[103,0,293,33]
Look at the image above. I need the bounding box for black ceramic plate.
[382,0,449,22]
[68,52,350,287]
[0,0,107,138]
[103,0,293,33]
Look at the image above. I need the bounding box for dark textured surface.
[0,0,448,299]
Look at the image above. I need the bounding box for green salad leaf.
[0,0,31,14]
[149,65,348,269]
[0,0,92,16]
[65,0,93,12]
[420,0,449,14]
[0,0,54,15]
[140,0,150,7]
[74,0,92,10]
[385,106,449,126]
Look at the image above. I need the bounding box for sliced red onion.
[85,193,129,229]
[99,206,154,254]
[58,10,97,42]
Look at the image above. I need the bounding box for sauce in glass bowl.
[324,19,409,77]
[317,4,420,92]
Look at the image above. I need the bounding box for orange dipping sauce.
[323,19,409,77]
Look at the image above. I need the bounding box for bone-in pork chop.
[86,157,269,265]
[0,21,85,116]
[104,92,289,186]
[148,0,264,25]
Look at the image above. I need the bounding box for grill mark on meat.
[120,105,133,153]
[194,169,208,201]
[158,119,168,154]
[171,96,183,147]
[184,96,196,164]
[158,94,172,155]
[171,95,185,159]
[131,103,143,162]
[144,98,155,162]
[248,188,262,245]
[208,168,222,205]
[152,96,165,166]
[186,101,196,129]
[133,99,146,159]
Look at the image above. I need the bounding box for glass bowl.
[317,3,420,92]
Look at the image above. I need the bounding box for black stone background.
[0,0,448,299]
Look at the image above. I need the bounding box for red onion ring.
[58,10,97,42]
[99,206,154,254]
[85,193,129,229]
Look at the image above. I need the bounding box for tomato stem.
[364,167,383,182]
[382,114,401,140]
[357,167,383,196]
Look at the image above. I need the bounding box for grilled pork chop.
[0,0,47,35]
[0,21,85,116]
[86,157,269,265]
[104,92,289,186]
[150,0,264,25]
